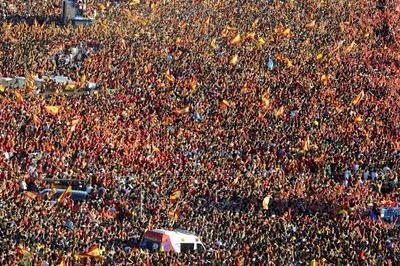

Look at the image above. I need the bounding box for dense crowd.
[0,0,399,265]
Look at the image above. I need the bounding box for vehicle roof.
[147,229,201,243]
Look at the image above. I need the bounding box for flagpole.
[140,183,143,219]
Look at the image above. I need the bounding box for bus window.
[180,243,195,253]
[196,244,205,252]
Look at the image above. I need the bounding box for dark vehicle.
[40,188,89,202]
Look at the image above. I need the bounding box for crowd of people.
[0,0,399,265]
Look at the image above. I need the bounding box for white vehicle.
[140,229,205,253]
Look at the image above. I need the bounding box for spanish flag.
[45,106,60,115]
[320,74,329,85]
[210,38,218,49]
[354,115,363,123]
[302,136,310,152]
[168,209,180,221]
[144,63,152,74]
[262,195,271,210]
[261,92,270,108]
[165,69,175,82]
[152,144,160,153]
[57,185,72,203]
[59,258,67,266]
[230,54,238,65]
[282,27,291,37]
[16,245,31,257]
[70,118,80,132]
[25,73,36,93]
[32,114,41,126]
[230,33,241,45]
[345,41,356,53]
[24,191,43,201]
[256,37,265,48]
[75,245,103,259]
[177,105,190,114]
[352,90,364,106]
[231,175,240,186]
[46,184,58,200]
[64,82,77,91]
[305,20,316,29]
[274,106,285,118]
[245,32,256,40]
[15,90,24,104]
[169,189,181,203]
[222,99,230,107]
[189,75,198,91]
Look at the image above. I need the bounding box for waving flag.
[24,191,42,201]
[352,90,365,106]
[169,189,182,203]
[57,185,72,203]
[230,33,241,45]
[75,245,103,259]
[15,90,24,104]
[210,38,218,49]
[262,195,271,210]
[16,245,31,257]
[45,106,60,115]
[230,54,238,65]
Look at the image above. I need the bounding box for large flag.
[352,90,365,106]
[75,245,103,259]
[57,185,72,203]
[45,106,60,115]
[169,189,181,203]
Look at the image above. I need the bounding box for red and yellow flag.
[45,106,60,115]
[230,54,238,65]
[305,20,316,29]
[75,245,103,259]
[15,90,24,104]
[230,33,241,45]
[274,106,285,118]
[165,70,175,82]
[16,245,31,257]
[24,191,42,201]
[177,105,190,114]
[352,90,365,106]
[57,185,72,203]
[169,189,182,203]
[189,75,198,91]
